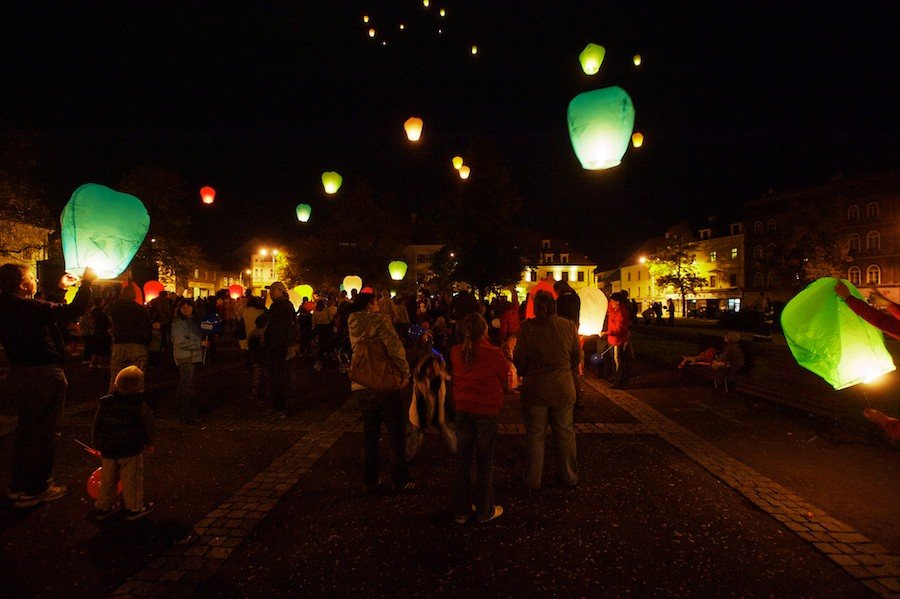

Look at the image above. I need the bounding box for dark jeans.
[176,361,197,422]
[267,349,288,413]
[453,412,498,520]
[9,365,67,495]
[355,389,408,488]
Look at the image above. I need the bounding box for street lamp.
[259,248,278,283]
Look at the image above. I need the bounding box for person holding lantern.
[107,283,152,393]
[0,263,96,507]
[602,291,631,389]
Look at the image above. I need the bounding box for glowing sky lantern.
[575,287,609,336]
[389,260,408,281]
[322,171,343,194]
[200,186,216,205]
[458,165,471,180]
[579,43,605,75]
[471,45,478,55]
[423,0,429,7]
[343,275,363,294]
[296,203,312,222]
[439,8,446,17]
[60,184,150,279]
[363,15,369,23]
[143,280,165,303]
[286,288,302,311]
[632,132,644,148]
[293,284,314,301]
[368,28,376,38]
[452,156,464,170]
[525,279,558,319]
[567,86,635,170]
[633,54,642,66]
[781,278,895,390]
[228,284,244,300]
[404,116,424,142]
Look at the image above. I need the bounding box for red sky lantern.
[143,280,165,303]
[228,284,244,300]
[200,186,216,204]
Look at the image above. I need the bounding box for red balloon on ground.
[86,466,124,500]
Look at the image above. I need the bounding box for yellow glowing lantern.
[579,43,606,76]
[322,171,343,194]
[343,275,363,294]
[471,45,478,55]
[400,23,405,30]
[633,54,642,66]
[458,165,471,180]
[363,15,369,23]
[404,117,424,142]
[389,260,408,281]
[423,0,429,7]
[368,28,376,38]
[440,8,446,17]
[452,156,464,170]
[293,284,314,301]
[632,132,644,148]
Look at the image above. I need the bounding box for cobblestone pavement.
[108,378,898,598]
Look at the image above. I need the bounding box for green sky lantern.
[296,203,312,222]
[781,278,895,390]
[60,183,150,279]
[322,172,343,194]
[389,260,408,281]
[579,43,605,75]
[567,86,635,170]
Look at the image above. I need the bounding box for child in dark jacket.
[88,366,156,521]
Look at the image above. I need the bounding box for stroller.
[312,332,351,374]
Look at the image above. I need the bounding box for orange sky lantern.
[200,186,215,204]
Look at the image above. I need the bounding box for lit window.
[867,265,881,285]
[848,266,861,285]
[730,247,738,260]
[847,205,859,220]
[849,234,860,251]
[866,231,880,250]
[866,202,879,219]
[709,251,717,262]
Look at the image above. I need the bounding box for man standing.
[107,283,152,392]
[0,264,96,507]
[264,282,296,420]
[667,298,676,327]
[554,279,583,407]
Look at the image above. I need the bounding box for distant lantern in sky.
[579,43,606,75]
[343,275,363,294]
[200,186,216,205]
[322,171,342,194]
[423,0,429,7]
[782,278,895,390]
[632,132,644,148]
[399,23,405,30]
[143,280,165,304]
[440,8,446,17]
[471,45,478,55]
[295,203,312,222]
[389,260,408,281]
[633,54,642,66]
[368,28,376,38]
[228,284,244,300]
[363,15,369,23]
[451,156,464,170]
[458,165,471,180]
[404,116,424,142]
[567,85,635,170]
[60,183,150,279]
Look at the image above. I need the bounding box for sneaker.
[125,503,156,521]
[15,483,68,508]
[88,503,123,522]
[478,505,504,523]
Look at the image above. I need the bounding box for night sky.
[3,1,898,265]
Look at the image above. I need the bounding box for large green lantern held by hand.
[579,43,605,75]
[567,86,635,170]
[389,260,408,281]
[781,278,895,390]
[60,184,150,279]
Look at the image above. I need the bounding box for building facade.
[522,238,597,290]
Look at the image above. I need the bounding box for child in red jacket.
[450,313,508,524]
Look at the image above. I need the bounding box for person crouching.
[88,366,156,521]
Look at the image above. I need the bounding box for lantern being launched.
[404,117,424,142]
[228,284,244,300]
[575,287,608,336]
[567,86,635,170]
[322,172,343,194]
[143,280,165,304]
[389,260,408,281]
[200,186,216,204]
[60,184,150,279]
[293,284,314,302]
[343,275,363,294]
[781,278,895,390]
[579,43,606,75]
[296,203,312,222]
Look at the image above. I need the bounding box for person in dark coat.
[554,280,584,406]
[264,282,297,420]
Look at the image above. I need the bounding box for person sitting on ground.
[89,366,155,521]
[678,330,744,375]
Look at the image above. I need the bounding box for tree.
[648,223,707,314]
[777,201,851,290]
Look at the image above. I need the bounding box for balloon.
[632,132,644,148]
[343,275,363,294]
[87,467,123,500]
[458,165,471,180]
[200,313,223,335]
[452,156,464,170]
[404,117,424,142]
[525,279,558,319]
[781,278,895,390]
[60,184,150,279]
[576,287,609,336]
[228,284,244,300]
[389,260,408,281]
[200,186,216,204]
[322,172,343,194]
[295,203,312,222]
[567,86,635,170]
[143,280,165,303]
[579,43,606,75]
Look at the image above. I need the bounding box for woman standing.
[603,291,631,389]
[513,290,580,490]
[451,313,508,523]
[171,299,207,423]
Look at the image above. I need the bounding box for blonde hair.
[460,313,488,364]
[114,366,145,395]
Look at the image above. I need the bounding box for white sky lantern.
[458,165,471,179]
[343,275,363,294]
[576,287,609,336]
[567,86,635,170]
[404,116,424,142]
